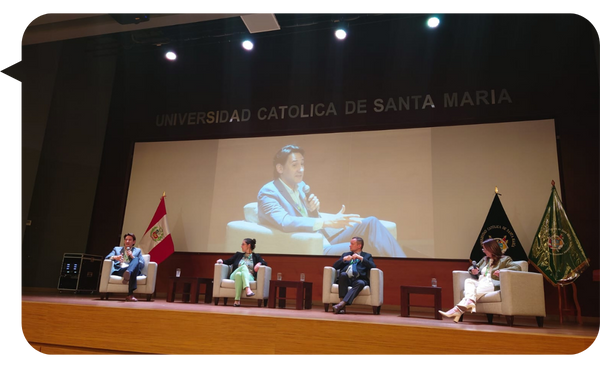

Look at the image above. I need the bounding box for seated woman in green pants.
[216,238,268,307]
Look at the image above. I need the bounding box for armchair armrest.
[99,259,113,293]
[212,263,232,299]
[255,265,272,298]
[144,262,158,290]
[214,263,232,281]
[322,266,338,304]
[369,268,384,305]
[452,271,470,305]
[323,266,336,296]
[498,270,546,316]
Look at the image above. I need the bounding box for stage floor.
[19,290,599,355]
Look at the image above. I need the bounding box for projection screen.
[121,119,560,258]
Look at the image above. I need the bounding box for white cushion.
[108,275,147,285]
[477,290,502,303]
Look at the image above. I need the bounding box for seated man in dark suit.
[331,236,376,314]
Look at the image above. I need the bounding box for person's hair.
[352,237,364,249]
[244,238,257,251]
[124,233,136,241]
[482,238,503,265]
[273,145,305,179]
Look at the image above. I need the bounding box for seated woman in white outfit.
[439,238,521,322]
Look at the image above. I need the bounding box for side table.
[167,277,213,304]
[400,285,442,320]
[268,280,312,310]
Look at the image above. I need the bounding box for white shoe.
[465,300,476,313]
[439,306,463,323]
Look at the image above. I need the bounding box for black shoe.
[333,302,346,314]
[122,271,131,284]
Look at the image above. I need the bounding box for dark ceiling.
[25,14,441,56]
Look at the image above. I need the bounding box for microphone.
[302,184,312,197]
[302,184,314,213]
[470,260,479,279]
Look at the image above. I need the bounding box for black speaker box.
[57,253,103,292]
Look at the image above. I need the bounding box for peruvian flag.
[138,194,174,264]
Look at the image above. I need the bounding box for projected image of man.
[257,145,406,257]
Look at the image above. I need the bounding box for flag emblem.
[548,234,564,251]
[495,236,509,254]
[150,226,165,243]
[539,219,573,254]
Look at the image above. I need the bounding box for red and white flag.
[139,194,174,264]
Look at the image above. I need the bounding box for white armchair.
[322,266,384,315]
[212,263,272,307]
[452,260,546,327]
[99,254,158,301]
[225,202,397,255]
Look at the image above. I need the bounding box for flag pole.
[550,179,580,323]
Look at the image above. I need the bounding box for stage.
[20,290,598,355]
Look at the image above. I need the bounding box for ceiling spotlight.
[165,51,177,61]
[427,17,440,28]
[242,40,254,51]
[335,28,347,40]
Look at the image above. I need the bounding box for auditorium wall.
[19,14,598,316]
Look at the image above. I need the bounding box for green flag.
[471,192,528,262]
[528,185,590,286]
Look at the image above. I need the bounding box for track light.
[335,29,347,40]
[427,17,440,28]
[242,40,254,51]
[165,51,177,61]
[427,10,445,28]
